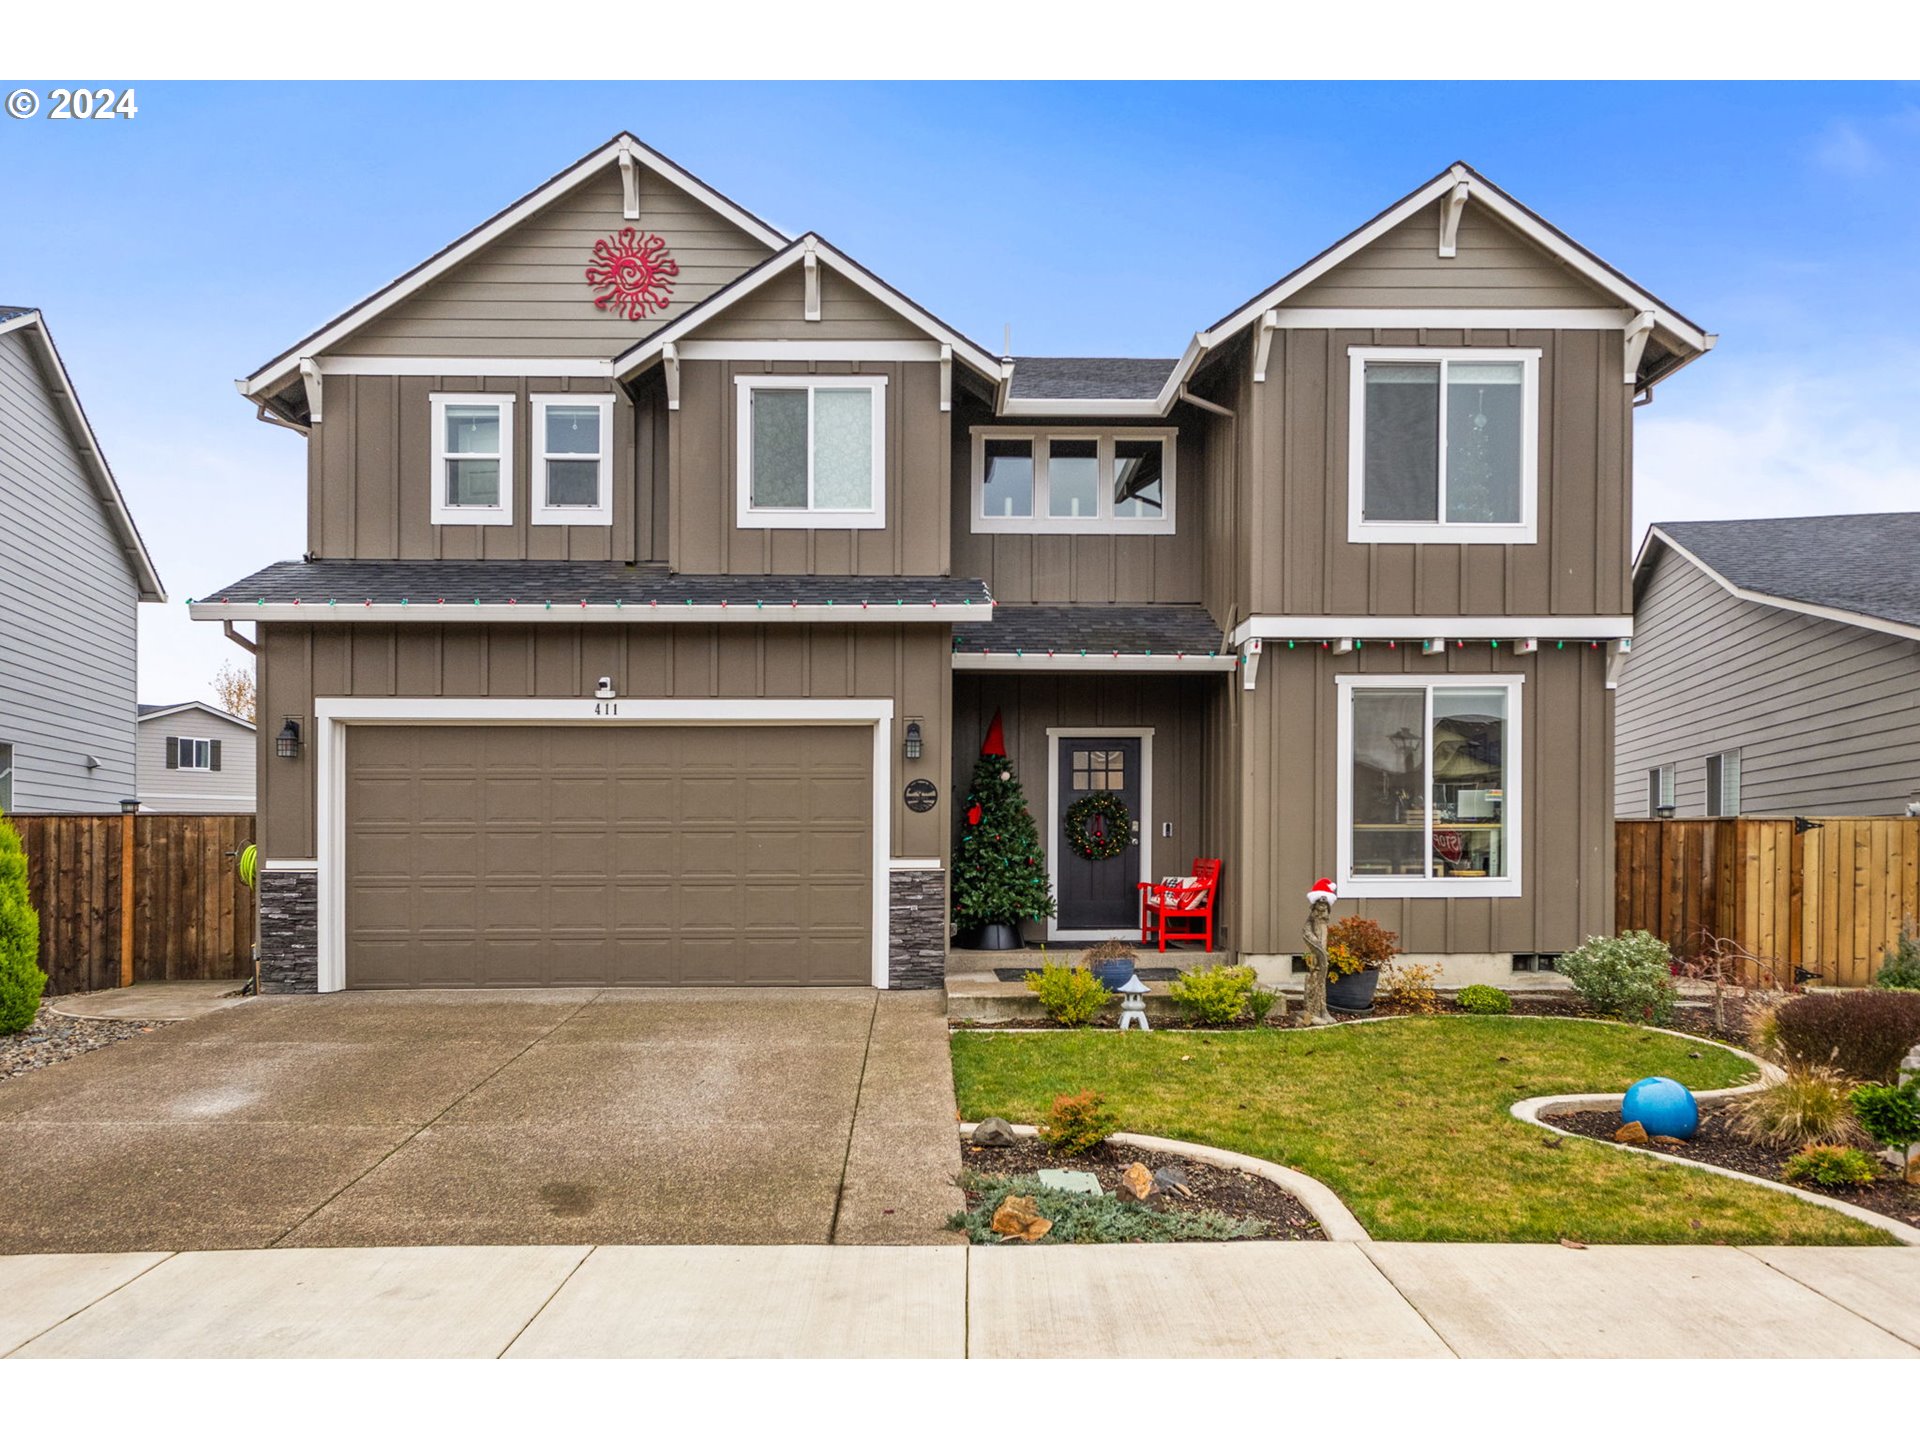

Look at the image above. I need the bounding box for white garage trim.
[313,696,894,994]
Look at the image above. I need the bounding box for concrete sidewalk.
[4,1242,1916,1358]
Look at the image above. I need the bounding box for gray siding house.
[1618,514,1920,818]
[0,308,165,814]
[136,702,257,813]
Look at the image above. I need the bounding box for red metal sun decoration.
[585,228,679,321]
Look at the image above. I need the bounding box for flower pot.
[1327,967,1381,1013]
[968,922,1022,951]
[1090,956,1137,991]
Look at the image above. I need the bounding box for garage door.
[343,724,873,988]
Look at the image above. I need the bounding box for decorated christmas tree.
[951,710,1055,936]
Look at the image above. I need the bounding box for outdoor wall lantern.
[276,717,303,759]
[1656,804,1676,820]
[904,720,923,762]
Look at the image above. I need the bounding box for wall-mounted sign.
[903,779,939,813]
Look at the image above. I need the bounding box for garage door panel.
[345,724,873,988]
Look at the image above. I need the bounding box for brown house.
[199,135,1713,993]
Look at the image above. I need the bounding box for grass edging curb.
[958,1120,1371,1242]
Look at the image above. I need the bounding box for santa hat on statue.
[980,709,1007,758]
[1306,877,1338,906]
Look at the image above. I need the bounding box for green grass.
[950,1018,1893,1246]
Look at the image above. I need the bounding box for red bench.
[1137,858,1221,951]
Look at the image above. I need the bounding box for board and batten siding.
[1616,545,1920,818]
[1249,326,1633,620]
[328,164,774,359]
[0,328,139,813]
[255,622,952,863]
[136,714,257,813]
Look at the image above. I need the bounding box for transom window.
[1070,748,1126,791]
[971,428,1177,535]
[1347,348,1539,545]
[1337,675,1523,897]
[531,394,614,526]
[430,393,515,526]
[735,374,887,529]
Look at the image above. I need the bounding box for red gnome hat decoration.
[980,709,1007,758]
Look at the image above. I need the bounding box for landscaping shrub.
[1023,962,1110,1027]
[1081,938,1136,966]
[1380,961,1440,1015]
[1725,1065,1864,1151]
[1876,922,1920,992]
[1850,1073,1920,1174]
[949,1173,1266,1244]
[1772,989,1920,1082]
[1456,984,1512,1015]
[1245,986,1280,1026]
[1780,1145,1879,1189]
[0,819,46,1036]
[1556,931,1678,1024]
[1039,1089,1119,1155]
[1747,1000,1784,1061]
[1326,916,1398,977]
[1167,964,1258,1025]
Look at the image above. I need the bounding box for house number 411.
[593,701,620,716]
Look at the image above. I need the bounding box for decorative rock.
[990,1194,1051,1242]
[1035,1168,1103,1196]
[1116,1161,1154,1203]
[1614,1120,1648,1143]
[971,1117,1017,1148]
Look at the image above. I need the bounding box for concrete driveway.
[0,989,962,1254]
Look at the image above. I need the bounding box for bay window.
[735,374,886,529]
[531,394,614,525]
[429,393,514,526]
[1337,675,1523,897]
[970,427,1177,534]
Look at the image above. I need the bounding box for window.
[1337,675,1523,897]
[1706,750,1741,817]
[970,428,1177,534]
[1648,763,1676,816]
[735,375,886,529]
[1070,748,1127,791]
[0,742,12,814]
[430,394,514,526]
[1347,348,1539,545]
[531,395,613,525]
[168,736,216,771]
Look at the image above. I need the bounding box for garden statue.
[1300,877,1338,1026]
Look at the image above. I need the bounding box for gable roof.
[0,308,165,601]
[1005,357,1179,403]
[1637,514,1920,643]
[239,133,790,404]
[137,701,255,731]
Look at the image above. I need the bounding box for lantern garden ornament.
[1118,973,1152,1032]
[585,228,680,321]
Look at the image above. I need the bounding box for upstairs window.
[166,737,218,771]
[430,394,514,526]
[1347,348,1539,545]
[970,428,1177,535]
[531,395,614,525]
[735,375,886,529]
[1706,750,1742,817]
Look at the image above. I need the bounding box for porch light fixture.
[276,717,303,759]
[1389,726,1421,770]
[904,720,923,762]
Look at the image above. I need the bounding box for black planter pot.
[967,922,1023,951]
[1327,968,1382,1013]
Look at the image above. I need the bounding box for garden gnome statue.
[1300,877,1338,1026]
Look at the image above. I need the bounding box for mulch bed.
[1545,1106,1920,1226]
[957,1134,1326,1240]
[0,998,170,1083]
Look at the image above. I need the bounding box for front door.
[1054,735,1144,933]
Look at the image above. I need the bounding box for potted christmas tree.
[952,711,1055,950]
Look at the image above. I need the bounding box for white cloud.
[1812,118,1881,176]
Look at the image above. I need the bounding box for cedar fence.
[1615,817,1920,988]
[10,813,256,995]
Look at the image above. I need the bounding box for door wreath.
[1063,791,1133,861]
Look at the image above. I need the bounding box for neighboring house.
[135,702,257,813]
[197,135,1713,993]
[0,307,166,815]
[1620,514,1920,818]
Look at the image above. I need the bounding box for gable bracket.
[1438,178,1471,258]
[1623,310,1657,385]
[662,342,680,411]
[803,237,821,322]
[939,344,953,413]
[298,358,323,424]
[1240,637,1262,691]
[1252,309,1279,384]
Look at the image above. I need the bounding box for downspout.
[222,620,257,654]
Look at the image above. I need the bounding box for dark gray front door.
[1054,736,1143,931]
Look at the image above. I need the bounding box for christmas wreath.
[1063,791,1132,861]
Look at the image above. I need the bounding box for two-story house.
[196,135,1712,993]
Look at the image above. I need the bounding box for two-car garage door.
[343,725,873,988]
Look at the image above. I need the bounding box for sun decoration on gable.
[585,228,679,321]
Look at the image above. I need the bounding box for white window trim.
[734,374,887,530]
[430,393,515,527]
[529,394,614,527]
[1707,749,1742,818]
[1335,674,1524,899]
[970,427,1178,536]
[1044,727,1154,942]
[1649,763,1676,815]
[175,736,213,771]
[1346,347,1540,546]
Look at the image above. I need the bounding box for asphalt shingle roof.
[0,306,33,323]
[950,605,1226,658]
[1656,513,1920,630]
[199,560,994,612]
[1006,357,1177,402]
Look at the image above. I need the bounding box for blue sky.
[2,80,1916,704]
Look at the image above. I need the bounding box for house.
[1620,513,1920,819]
[196,135,1712,993]
[0,307,166,815]
[135,702,257,813]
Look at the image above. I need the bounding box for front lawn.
[950,1018,1893,1245]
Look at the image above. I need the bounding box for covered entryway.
[343,723,873,988]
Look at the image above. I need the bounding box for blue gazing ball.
[1621,1076,1699,1140]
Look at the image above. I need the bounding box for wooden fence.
[1615,817,1920,987]
[10,813,256,995]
